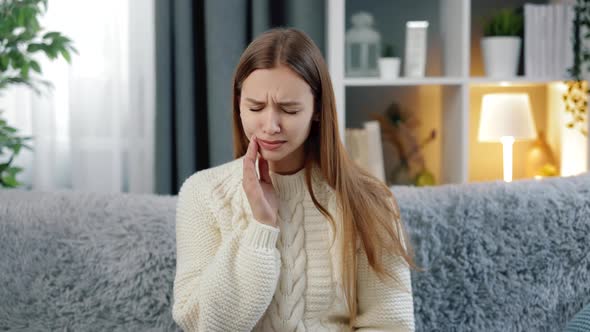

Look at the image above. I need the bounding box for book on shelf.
[524,3,574,79]
[345,120,386,183]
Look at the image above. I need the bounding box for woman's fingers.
[243,135,258,188]
[258,155,272,184]
[241,134,278,227]
[245,135,258,162]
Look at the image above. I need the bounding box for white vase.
[379,57,401,79]
[481,36,521,77]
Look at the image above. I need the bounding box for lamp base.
[501,136,515,182]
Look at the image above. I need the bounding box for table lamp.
[478,93,537,182]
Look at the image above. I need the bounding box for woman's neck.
[270,163,305,175]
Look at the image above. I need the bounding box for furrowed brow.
[245,97,301,107]
[277,101,302,107]
[245,97,265,105]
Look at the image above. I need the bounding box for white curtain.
[0,0,155,193]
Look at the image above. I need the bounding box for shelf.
[468,77,567,86]
[344,77,464,86]
[328,0,589,185]
[344,77,569,87]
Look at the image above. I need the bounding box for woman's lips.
[258,139,286,151]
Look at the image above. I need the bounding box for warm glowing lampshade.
[478,93,537,182]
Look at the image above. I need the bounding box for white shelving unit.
[344,77,465,86]
[326,0,590,184]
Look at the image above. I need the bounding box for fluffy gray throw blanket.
[0,190,179,331]
[0,173,589,331]
[393,173,590,331]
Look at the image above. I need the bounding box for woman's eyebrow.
[277,100,302,107]
[245,97,301,107]
[245,97,265,104]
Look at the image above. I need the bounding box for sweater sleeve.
[172,174,281,331]
[353,247,415,332]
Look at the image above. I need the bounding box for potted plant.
[378,43,401,80]
[0,0,76,188]
[481,9,523,77]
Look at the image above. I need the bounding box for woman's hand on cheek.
[242,135,279,228]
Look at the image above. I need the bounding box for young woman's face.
[239,65,316,174]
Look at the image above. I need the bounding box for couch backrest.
[0,189,180,331]
[393,173,590,331]
[1,173,589,331]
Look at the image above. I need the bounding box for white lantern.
[346,12,381,77]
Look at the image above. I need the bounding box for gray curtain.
[155,0,325,195]
[155,0,209,195]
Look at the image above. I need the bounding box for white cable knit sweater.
[172,157,415,332]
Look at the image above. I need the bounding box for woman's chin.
[259,149,286,161]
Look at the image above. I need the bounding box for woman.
[172,27,416,331]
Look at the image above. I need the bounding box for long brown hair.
[231,27,416,327]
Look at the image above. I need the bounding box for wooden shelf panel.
[469,77,567,86]
[344,77,464,86]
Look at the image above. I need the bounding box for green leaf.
[12,142,21,154]
[26,43,43,53]
[8,166,24,176]
[9,51,25,67]
[0,0,75,94]
[0,56,9,71]
[21,62,30,79]
[17,8,26,27]
[0,161,9,173]
[59,49,71,63]
[42,44,58,59]
[2,173,19,187]
[483,8,523,37]
[68,45,79,55]
[42,31,61,40]
[29,60,41,73]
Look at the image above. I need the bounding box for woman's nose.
[263,109,281,134]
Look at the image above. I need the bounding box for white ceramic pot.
[379,57,401,79]
[481,36,521,77]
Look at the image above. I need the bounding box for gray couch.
[1,173,589,331]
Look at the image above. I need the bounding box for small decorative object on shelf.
[526,131,559,178]
[345,11,380,77]
[370,102,437,186]
[404,21,429,78]
[481,8,523,77]
[415,169,436,187]
[533,164,559,180]
[379,43,401,79]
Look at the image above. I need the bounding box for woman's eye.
[249,108,263,112]
[284,110,299,115]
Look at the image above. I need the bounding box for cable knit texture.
[172,157,415,332]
